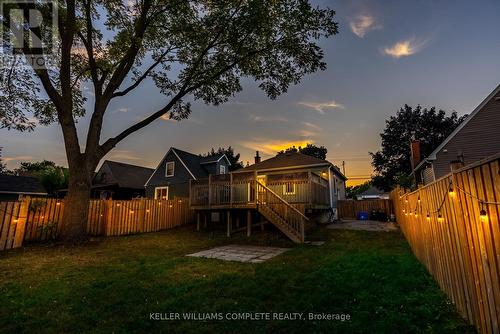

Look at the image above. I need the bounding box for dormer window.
[166,161,175,177]
[219,165,226,174]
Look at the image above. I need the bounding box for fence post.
[13,197,30,248]
[105,199,113,236]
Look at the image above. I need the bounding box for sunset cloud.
[249,114,288,123]
[383,38,428,58]
[241,139,313,155]
[298,100,345,114]
[349,15,381,38]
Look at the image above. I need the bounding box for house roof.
[0,174,48,195]
[145,147,231,185]
[234,151,347,180]
[358,185,387,197]
[94,160,154,189]
[414,84,500,172]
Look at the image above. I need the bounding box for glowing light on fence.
[169,204,173,208]
[56,202,61,206]
[480,209,488,223]
[426,214,430,222]
[130,210,134,214]
[117,203,121,207]
[414,211,418,218]
[448,186,455,196]
[146,209,150,213]
[417,196,421,204]
[438,213,444,222]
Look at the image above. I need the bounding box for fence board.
[0,197,194,251]
[392,154,500,334]
[338,199,393,219]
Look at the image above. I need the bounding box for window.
[283,183,296,195]
[219,165,226,174]
[155,187,168,200]
[166,161,175,177]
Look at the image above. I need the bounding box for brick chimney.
[254,151,261,164]
[410,140,421,170]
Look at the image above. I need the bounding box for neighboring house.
[356,185,389,200]
[0,174,47,200]
[190,151,347,243]
[145,147,231,200]
[92,160,154,199]
[413,84,500,185]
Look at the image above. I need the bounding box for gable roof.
[0,174,47,195]
[414,84,500,171]
[145,147,231,186]
[234,151,347,180]
[358,185,387,197]
[94,160,154,189]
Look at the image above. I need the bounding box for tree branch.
[111,49,170,98]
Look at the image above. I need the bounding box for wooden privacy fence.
[0,197,194,251]
[391,154,500,334]
[338,199,393,219]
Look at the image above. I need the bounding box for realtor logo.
[0,0,58,68]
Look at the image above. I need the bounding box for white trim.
[414,84,500,171]
[171,149,197,179]
[200,154,231,166]
[154,186,168,200]
[144,147,197,186]
[165,161,175,177]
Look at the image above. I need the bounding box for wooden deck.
[189,172,330,211]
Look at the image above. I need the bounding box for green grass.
[0,225,474,333]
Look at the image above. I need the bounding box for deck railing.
[190,173,330,208]
[256,181,306,242]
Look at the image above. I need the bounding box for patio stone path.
[187,244,290,263]
[327,219,398,232]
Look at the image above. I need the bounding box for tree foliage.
[278,143,327,160]
[345,181,371,199]
[371,105,467,191]
[0,147,7,174]
[203,146,243,171]
[14,160,69,196]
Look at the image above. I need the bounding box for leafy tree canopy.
[370,105,467,191]
[13,160,69,196]
[203,146,243,171]
[345,181,371,199]
[278,143,327,160]
[0,147,7,174]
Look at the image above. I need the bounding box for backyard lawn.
[0,225,474,333]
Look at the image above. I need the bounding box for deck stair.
[255,181,307,243]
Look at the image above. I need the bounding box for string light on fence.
[417,196,421,204]
[129,210,134,214]
[426,213,430,222]
[414,210,418,218]
[479,202,488,223]
[449,185,455,196]
[438,213,444,222]
[56,201,61,206]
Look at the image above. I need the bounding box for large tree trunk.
[60,167,92,242]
